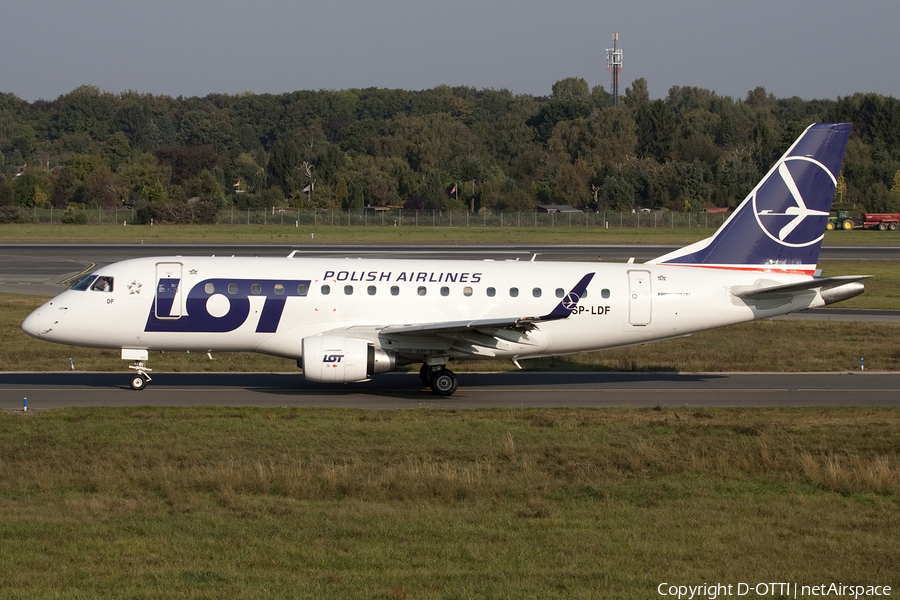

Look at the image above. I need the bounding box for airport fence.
[25,206,731,229]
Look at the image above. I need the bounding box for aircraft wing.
[732,275,869,299]
[324,272,595,359]
[377,272,595,335]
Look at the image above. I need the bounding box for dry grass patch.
[2,406,899,598]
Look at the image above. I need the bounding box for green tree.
[83,165,121,208]
[552,159,594,208]
[551,77,591,101]
[634,100,675,162]
[267,137,303,192]
[624,78,650,109]
[141,179,168,204]
[334,177,351,210]
[0,176,15,206]
[102,131,132,171]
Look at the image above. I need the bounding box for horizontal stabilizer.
[733,275,869,299]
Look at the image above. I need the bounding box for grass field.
[3,222,900,245]
[1,406,898,599]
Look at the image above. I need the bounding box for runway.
[2,371,898,409]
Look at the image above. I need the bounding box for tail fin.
[649,122,851,275]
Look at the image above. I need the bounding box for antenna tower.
[606,32,623,107]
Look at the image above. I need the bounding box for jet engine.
[301,334,396,383]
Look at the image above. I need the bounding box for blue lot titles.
[658,582,891,599]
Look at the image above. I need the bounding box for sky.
[2,0,898,103]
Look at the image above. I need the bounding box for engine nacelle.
[301,335,396,383]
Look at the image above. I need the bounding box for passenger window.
[205,283,215,294]
[390,286,399,296]
[344,285,353,295]
[463,286,473,297]
[509,287,519,297]
[321,285,330,295]
[417,286,427,296]
[297,284,308,296]
[91,277,113,292]
[555,288,564,298]
[367,285,376,296]
[274,284,284,295]
[486,287,496,297]
[533,288,541,298]
[251,283,261,294]
[440,286,449,297]
[601,289,610,299]
[228,283,238,294]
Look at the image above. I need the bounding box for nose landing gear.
[123,349,152,390]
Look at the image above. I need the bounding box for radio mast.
[606,32,623,107]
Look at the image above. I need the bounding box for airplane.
[22,122,866,396]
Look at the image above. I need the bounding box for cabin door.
[628,270,652,326]
[155,262,184,319]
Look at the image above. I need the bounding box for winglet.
[537,272,595,322]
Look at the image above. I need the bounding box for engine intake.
[301,335,396,383]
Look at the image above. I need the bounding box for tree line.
[1,78,899,224]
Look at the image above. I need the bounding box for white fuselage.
[22,255,823,363]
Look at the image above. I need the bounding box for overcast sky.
[2,0,898,103]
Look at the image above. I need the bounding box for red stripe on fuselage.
[661,263,815,275]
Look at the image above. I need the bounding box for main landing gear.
[419,364,459,396]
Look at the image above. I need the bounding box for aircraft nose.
[22,302,62,338]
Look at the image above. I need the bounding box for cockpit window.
[70,275,97,291]
[91,276,113,292]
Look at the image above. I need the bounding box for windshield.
[70,275,97,291]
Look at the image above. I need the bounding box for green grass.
[4,222,900,245]
[1,406,898,598]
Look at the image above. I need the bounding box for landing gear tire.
[429,369,458,396]
[129,373,148,391]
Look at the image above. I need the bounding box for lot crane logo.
[562,292,581,312]
[753,157,836,248]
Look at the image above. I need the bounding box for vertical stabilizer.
[649,122,851,274]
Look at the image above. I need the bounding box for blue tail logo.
[754,158,835,247]
[652,123,851,273]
